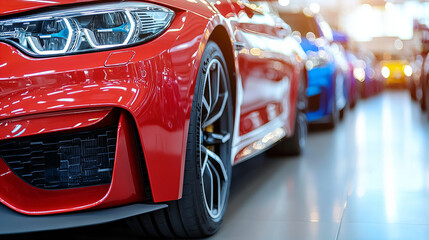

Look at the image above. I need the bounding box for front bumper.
[306,64,336,123]
[0,7,209,216]
[0,109,147,215]
[385,76,407,87]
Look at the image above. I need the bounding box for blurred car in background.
[330,38,352,116]
[408,54,424,101]
[374,62,384,94]
[356,51,381,98]
[333,31,359,108]
[380,57,412,88]
[349,55,366,102]
[421,53,429,112]
[414,22,429,112]
[280,11,349,128]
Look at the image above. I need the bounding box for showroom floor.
[5,90,429,240]
[208,90,429,240]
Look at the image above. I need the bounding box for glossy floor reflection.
[4,90,429,240]
[208,90,429,240]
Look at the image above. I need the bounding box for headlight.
[381,66,390,78]
[305,50,331,70]
[0,2,174,56]
[353,67,365,82]
[403,65,412,77]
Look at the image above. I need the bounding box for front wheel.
[127,41,233,238]
[326,98,339,129]
[421,79,427,112]
[326,75,340,129]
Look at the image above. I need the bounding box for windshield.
[279,12,320,38]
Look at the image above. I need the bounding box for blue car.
[280,11,349,127]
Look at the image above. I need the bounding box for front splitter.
[0,203,167,234]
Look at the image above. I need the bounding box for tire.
[350,87,357,109]
[127,41,233,238]
[360,82,367,99]
[268,73,307,156]
[326,97,339,129]
[326,75,340,129]
[423,75,429,116]
[421,75,427,112]
[350,96,357,109]
[339,102,348,120]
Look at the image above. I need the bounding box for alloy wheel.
[199,58,231,219]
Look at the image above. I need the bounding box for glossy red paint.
[94,111,146,210]
[105,51,136,67]
[0,0,96,16]
[0,160,109,215]
[0,0,305,216]
[0,9,199,203]
[0,0,216,19]
[0,108,112,140]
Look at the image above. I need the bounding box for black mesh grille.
[0,126,117,189]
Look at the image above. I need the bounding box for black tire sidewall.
[181,41,233,235]
[328,73,339,127]
[296,73,308,152]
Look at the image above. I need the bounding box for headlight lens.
[353,67,366,82]
[0,2,174,56]
[403,65,412,77]
[381,66,390,78]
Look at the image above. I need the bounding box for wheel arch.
[207,25,237,121]
[132,21,240,204]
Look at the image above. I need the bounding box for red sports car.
[0,0,307,237]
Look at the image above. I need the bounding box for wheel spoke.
[201,151,208,176]
[202,59,229,128]
[201,146,228,182]
[199,56,230,219]
[203,67,212,122]
[210,62,221,112]
[202,97,211,118]
[201,151,214,213]
[203,131,231,145]
[208,160,222,214]
[207,164,214,212]
[202,92,228,128]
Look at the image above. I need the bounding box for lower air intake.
[0,125,117,189]
[308,93,321,113]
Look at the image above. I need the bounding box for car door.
[228,1,302,136]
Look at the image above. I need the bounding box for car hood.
[0,0,97,16]
[0,0,215,18]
